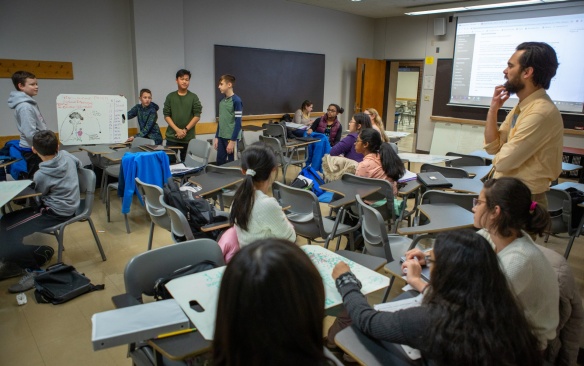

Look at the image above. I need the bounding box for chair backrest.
[131,137,155,147]
[445,152,486,167]
[205,164,245,177]
[185,138,211,169]
[135,177,171,231]
[259,135,285,161]
[263,123,287,146]
[340,174,397,225]
[272,181,325,240]
[76,167,96,217]
[159,195,195,241]
[420,163,470,178]
[420,190,477,212]
[356,195,394,262]
[546,189,572,234]
[123,238,225,302]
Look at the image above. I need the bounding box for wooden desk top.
[398,203,474,236]
[0,159,19,169]
[321,180,381,209]
[188,171,244,197]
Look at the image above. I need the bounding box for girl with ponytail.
[229,143,295,247]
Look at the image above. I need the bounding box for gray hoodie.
[35,150,82,217]
[7,91,48,148]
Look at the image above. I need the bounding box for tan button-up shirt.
[484,89,563,194]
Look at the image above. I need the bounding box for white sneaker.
[8,269,43,293]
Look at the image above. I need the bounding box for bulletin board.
[0,59,73,79]
[56,94,127,145]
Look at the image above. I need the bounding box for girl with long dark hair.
[329,112,372,162]
[354,128,405,195]
[332,230,543,366]
[214,239,336,366]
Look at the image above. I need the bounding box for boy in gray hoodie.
[7,71,48,177]
[0,131,81,293]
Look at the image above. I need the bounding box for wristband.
[335,272,362,290]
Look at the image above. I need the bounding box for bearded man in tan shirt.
[484,42,563,209]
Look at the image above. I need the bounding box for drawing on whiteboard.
[57,94,127,145]
[59,110,104,143]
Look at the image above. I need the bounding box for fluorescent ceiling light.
[405,0,568,15]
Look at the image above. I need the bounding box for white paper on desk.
[286,122,308,130]
[0,180,33,208]
[300,245,389,309]
[398,170,417,183]
[374,294,424,360]
[165,266,226,341]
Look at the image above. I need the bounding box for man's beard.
[504,74,525,95]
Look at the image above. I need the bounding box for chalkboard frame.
[432,59,582,129]
[214,45,325,116]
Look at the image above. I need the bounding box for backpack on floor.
[153,260,218,300]
[163,177,227,238]
[34,263,104,305]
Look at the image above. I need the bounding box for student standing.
[214,74,243,165]
[0,131,83,293]
[484,42,563,209]
[7,71,48,178]
[163,69,202,161]
[229,143,295,247]
[126,88,163,145]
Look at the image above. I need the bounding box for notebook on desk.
[417,172,452,188]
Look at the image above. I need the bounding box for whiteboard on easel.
[56,94,127,145]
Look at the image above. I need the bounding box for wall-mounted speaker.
[434,18,446,36]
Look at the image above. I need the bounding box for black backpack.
[162,177,227,238]
[153,260,218,300]
[34,263,105,305]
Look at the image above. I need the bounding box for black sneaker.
[33,246,55,267]
[0,262,25,281]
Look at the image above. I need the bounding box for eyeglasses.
[472,198,485,207]
[327,109,337,112]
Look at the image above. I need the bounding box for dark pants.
[0,207,70,269]
[22,151,42,179]
[167,141,189,162]
[216,138,236,166]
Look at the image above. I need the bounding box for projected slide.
[450,10,584,113]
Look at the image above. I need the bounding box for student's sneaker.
[33,246,54,267]
[8,269,44,293]
[0,262,25,280]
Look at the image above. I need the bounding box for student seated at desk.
[332,230,544,366]
[329,112,372,163]
[355,128,405,196]
[291,99,313,138]
[0,131,82,293]
[307,103,344,147]
[229,143,295,248]
[213,239,338,366]
[407,177,560,350]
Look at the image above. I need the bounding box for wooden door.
[354,58,387,118]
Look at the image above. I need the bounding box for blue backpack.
[299,166,325,196]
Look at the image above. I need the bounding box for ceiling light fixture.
[405,0,568,15]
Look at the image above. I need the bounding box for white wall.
[0,0,374,140]
[396,71,419,100]
[0,0,136,135]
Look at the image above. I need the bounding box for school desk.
[187,170,244,197]
[0,180,35,208]
[458,165,493,180]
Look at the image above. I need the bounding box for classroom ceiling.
[287,0,540,18]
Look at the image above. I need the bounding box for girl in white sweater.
[229,143,296,246]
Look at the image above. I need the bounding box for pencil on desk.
[156,327,197,339]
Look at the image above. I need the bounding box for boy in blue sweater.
[0,131,82,293]
[126,88,163,145]
[214,74,243,165]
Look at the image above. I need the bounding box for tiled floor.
[0,163,582,365]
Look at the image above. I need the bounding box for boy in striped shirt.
[214,74,243,165]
